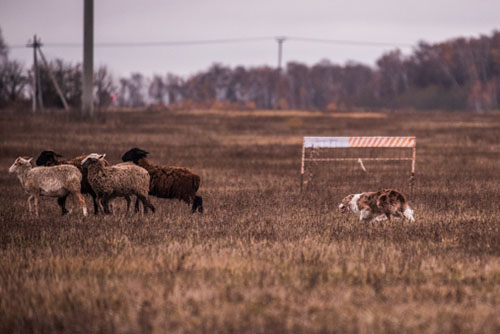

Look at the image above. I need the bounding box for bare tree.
[38,59,82,108]
[148,74,166,105]
[0,60,27,102]
[129,73,146,107]
[0,27,7,62]
[94,66,115,108]
[165,73,184,104]
[0,28,27,107]
[117,73,146,107]
[377,50,408,102]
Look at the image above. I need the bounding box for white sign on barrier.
[304,137,350,148]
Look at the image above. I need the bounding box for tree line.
[1,28,499,112]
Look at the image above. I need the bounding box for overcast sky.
[1,0,499,78]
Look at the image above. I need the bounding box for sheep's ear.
[100,154,106,159]
[28,157,33,163]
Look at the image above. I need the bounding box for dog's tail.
[397,192,415,222]
[403,205,415,222]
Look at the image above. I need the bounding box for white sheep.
[9,157,88,217]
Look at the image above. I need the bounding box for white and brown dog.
[339,189,415,224]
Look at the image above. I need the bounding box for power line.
[94,36,274,47]
[8,36,275,49]
[287,36,414,48]
[8,35,414,49]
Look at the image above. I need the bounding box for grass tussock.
[1,109,500,333]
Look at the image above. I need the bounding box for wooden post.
[276,37,285,73]
[274,37,286,110]
[37,47,69,110]
[27,35,44,112]
[30,36,37,113]
[300,139,305,193]
[82,0,94,117]
[410,144,416,198]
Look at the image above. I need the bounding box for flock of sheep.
[9,148,416,224]
[8,148,203,217]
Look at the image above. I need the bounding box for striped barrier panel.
[303,136,416,148]
[300,136,416,193]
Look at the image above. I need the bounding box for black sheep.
[121,148,203,213]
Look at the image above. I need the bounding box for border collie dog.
[339,189,415,224]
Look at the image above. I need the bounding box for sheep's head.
[36,150,63,166]
[122,147,149,164]
[82,153,106,169]
[9,157,33,173]
[339,194,355,214]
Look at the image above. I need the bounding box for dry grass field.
[1,108,500,333]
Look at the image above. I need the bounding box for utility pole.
[276,36,286,74]
[27,35,70,111]
[275,36,286,109]
[82,0,94,117]
[27,35,43,112]
[37,47,69,110]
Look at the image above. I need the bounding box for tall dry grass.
[1,109,500,333]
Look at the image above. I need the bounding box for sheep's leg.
[106,198,113,215]
[134,197,141,214]
[73,192,88,217]
[58,196,69,215]
[89,189,100,215]
[100,198,108,214]
[192,196,203,214]
[33,195,39,218]
[97,196,107,214]
[96,197,105,214]
[124,195,131,213]
[27,195,34,214]
[101,196,112,214]
[136,194,155,214]
[93,197,100,215]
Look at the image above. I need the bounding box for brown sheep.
[121,147,203,213]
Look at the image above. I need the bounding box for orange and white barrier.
[300,136,416,192]
[304,136,416,148]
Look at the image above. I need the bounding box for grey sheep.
[9,157,88,217]
[82,154,155,214]
[121,147,203,213]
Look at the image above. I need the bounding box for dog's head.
[339,194,355,213]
